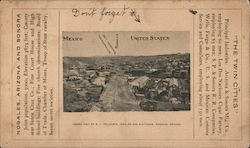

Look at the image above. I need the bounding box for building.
[135,93,146,99]
[98,71,111,77]
[93,77,106,86]
[85,70,97,78]
[129,76,149,89]
[67,75,83,81]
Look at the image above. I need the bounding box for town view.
[63,53,190,112]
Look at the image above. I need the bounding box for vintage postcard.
[63,31,190,112]
[0,0,249,147]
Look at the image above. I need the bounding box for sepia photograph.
[63,31,190,112]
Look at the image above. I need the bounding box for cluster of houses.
[124,54,190,109]
[63,63,113,103]
[128,76,190,104]
[63,54,190,111]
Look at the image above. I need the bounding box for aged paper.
[0,0,249,147]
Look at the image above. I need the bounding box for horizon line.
[63,52,190,58]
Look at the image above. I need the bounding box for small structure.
[169,98,181,104]
[85,70,97,78]
[165,78,179,87]
[135,93,145,99]
[98,71,111,77]
[67,75,83,81]
[93,77,106,86]
[127,76,135,81]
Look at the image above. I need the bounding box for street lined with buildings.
[99,75,140,111]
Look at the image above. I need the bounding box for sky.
[63,31,189,57]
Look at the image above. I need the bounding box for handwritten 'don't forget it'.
[72,6,141,23]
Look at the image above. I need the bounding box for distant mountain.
[63,53,190,67]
